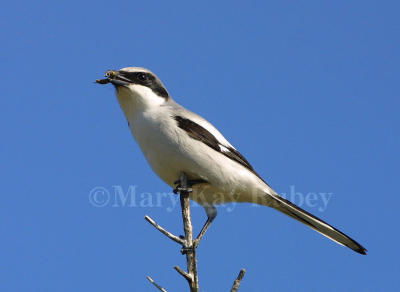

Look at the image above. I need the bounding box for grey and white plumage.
[97,67,367,255]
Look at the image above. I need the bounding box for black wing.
[174,116,266,183]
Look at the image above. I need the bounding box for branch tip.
[230,268,246,292]
[146,275,168,292]
[144,215,184,244]
[174,266,193,282]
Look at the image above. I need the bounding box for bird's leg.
[193,205,217,249]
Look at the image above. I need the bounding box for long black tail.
[267,192,367,255]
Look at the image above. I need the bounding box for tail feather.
[268,192,367,255]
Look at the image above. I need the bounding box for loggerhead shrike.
[96,67,366,255]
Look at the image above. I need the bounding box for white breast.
[116,91,270,206]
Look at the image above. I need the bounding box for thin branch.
[145,172,246,291]
[174,265,193,282]
[146,276,168,292]
[144,215,184,245]
[230,268,246,292]
[178,173,199,292]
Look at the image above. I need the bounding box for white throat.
[115,84,166,121]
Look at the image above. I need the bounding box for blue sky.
[1,0,399,291]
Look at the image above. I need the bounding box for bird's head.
[97,67,170,111]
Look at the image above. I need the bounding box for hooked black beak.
[96,70,131,87]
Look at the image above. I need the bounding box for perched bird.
[97,67,366,255]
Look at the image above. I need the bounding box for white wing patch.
[219,145,231,153]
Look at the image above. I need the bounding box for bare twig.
[146,276,168,292]
[174,265,193,282]
[145,172,246,291]
[178,173,199,292]
[230,268,246,292]
[144,215,184,244]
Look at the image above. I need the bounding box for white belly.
[128,110,269,206]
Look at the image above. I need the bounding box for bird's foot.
[173,185,192,194]
[181,245,195,255]
[179,237,200,254]
[192,238,200,249]
[173,179,207,194]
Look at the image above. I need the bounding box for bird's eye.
[137,73,147,81]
